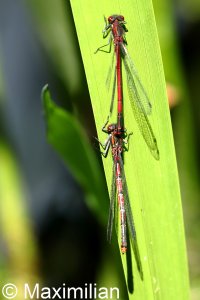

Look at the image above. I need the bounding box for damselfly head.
[107,123,117,133]
[108,15,124,24]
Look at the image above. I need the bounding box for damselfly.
[95,15,159,160]
[96,120,132,253]
[96,120,143,277]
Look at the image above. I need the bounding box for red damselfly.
[95,15,159,160]
[97,121,132,253]
[96,120,143,277]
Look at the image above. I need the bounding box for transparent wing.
[107,162,116,243]
[118,154,136,241]
[122,49,159,160]
[105,50,116,117]
[119,154,143,279]
[106,50,114,90]
[121,43,152,115]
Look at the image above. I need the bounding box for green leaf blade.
[70,1,189,299]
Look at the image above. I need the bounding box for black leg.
[95,136,111,157]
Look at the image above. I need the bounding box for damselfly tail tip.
[121,247,127,254]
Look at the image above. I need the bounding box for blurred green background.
[0,0,199,299]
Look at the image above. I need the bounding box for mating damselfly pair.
[95,15,159,268]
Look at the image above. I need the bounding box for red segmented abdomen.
[115,41,123,132]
